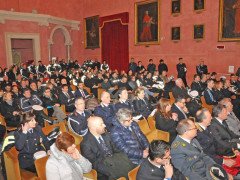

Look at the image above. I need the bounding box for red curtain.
[100,13,129,72]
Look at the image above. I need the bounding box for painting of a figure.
[194,0,205,11]
[171,27,180,41]
[172,0,181,14]
[135,0,160,45]
[84,16,100,49]
[219,0,240,41]
[194,25,204,39]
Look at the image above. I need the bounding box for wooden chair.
[138,118,151,135]
[201,96,213,114]
[35,155,97,180]
[148,116,156,130]
[70,84,77,91]
[169,92,175,105]
[0,114,17,132]
[83,169,98,180]
[128,166,140,180]
[35,155,49,180]
[4,147,38,180]
[61,104,71,116]
[84,86,91,94]
[0,116,8,140]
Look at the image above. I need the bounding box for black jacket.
[80,132,121,179]
[171,103,189,121]
[137,158,186,180]
[133,97,153,119]
[210,118,240,156]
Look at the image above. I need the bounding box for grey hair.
[75,97,84,105]
[116,108,132,123]
[176,119,191,135]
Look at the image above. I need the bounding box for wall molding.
[5,32,41,67]
[0,10,80,30]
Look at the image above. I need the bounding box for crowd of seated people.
[1,58,240,179]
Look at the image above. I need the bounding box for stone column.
[48,41,53,62]
[65,41,73,63]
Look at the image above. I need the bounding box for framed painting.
[194,24,204,40]
[84,15,100,49]
[194,0,205,11]
[171,0,181,14]
[219,0,240,41]
[135,0,160,45]
[171,26,181,41]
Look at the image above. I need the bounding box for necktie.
[131,127,143,151]
[207,89,214,102]
[81,112,85,117]
[99,137,112,157]
[81,90,85,98]
[29,129,33,134]
[65,92,70,98]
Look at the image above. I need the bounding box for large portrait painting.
[194,24,204,40]
[172,0,181,14]
[135,0,160,45]
[219,0,240,41]
[84,15,100,49]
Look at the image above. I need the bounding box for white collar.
[119,99,127,103]
[198,123,206,130]
[179,136,191,144]
[76,110,84,115]
[215,117,223,125]
[101,102,109,107]
[148,158,161,169]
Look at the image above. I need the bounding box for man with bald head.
[94,91,117,131]
[81,116,135,180]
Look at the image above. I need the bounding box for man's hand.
[172,113,178,121]
[142,149,149,158]
[223,159,236,167]
[165,160,173,178]
[183,106,188,113]
[13,111,19,115]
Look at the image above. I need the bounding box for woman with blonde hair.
[154,98,178,143]
[46,132,92,180]
[133,87,153,119]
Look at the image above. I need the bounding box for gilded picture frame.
[219,0,240,42]
[171,0,181,15]
[135,0,160,45]
[84,15,100,49]
[171,26,181,41]
[194,0,205,12]
[194,24,204,40]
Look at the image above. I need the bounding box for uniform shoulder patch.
[172,141,180,148]
[181,142,186,147]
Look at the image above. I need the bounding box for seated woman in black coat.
[154,98,178,143]
[1,92,20,127]
[133,87,153,119]
[14,112,50,172]
[213,81,224,102]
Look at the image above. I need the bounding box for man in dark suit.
[115,87,135,114]
[59,84,75,112]
[158,59,168,75]
[210,104,240,156]
[147,59,156,74]
[203,79,217,105]
[171,96,189,121]
[196,60,208,76]
[94,91,116,131]
[129,57,137,74]
[137,140,186,180]
[195,108,236,166]
[171,119,216,180]
[68,98,92,137]
[191,74,204,96]
[172,78,191,100]
[80,116,134,180]
[74,82,90,99]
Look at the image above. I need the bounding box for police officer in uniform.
[171,119,215,180]
[14,112,50,172]
[177,58,188,87]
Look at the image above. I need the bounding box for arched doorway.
[49,25,72,62]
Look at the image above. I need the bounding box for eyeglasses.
[125,119,133,122]
[187,127,197,131]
